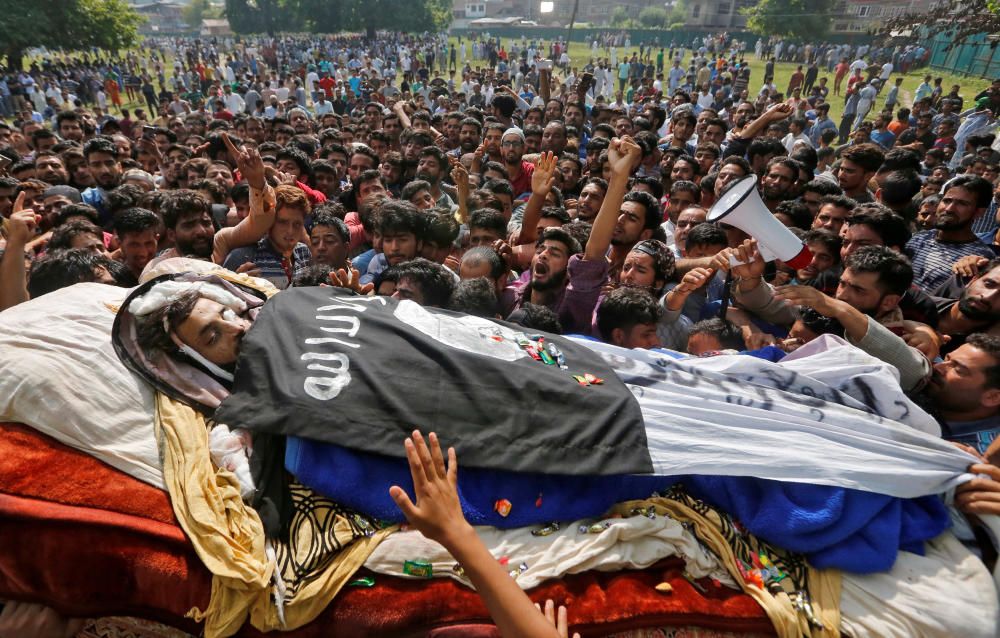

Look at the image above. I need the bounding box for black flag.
[216,288,652,476]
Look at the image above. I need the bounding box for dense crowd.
[1,31,1000,523]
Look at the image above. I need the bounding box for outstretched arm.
[585,136,640,262]
[517,151,557,246]
[390,431,570,638]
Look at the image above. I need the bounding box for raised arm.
[585,136,639,262]
[517,151,556,246]
[392,100,413,131]
[390,431,563,638]
[213,132,275,263]
[733,102,792,141]
[0,193,35,311]
[450,161,471,226]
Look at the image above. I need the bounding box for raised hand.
[531,151,557,197]
[2,192,40,245]
[389,431,466,547]
[607,136,641,177]
[492,238,514,269]
[223,132,266,190]
[451,162,470,198]
[328,265,374,296]
[764,102,793,122]
[728,239,767,281]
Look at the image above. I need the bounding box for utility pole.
[567,0,580,43]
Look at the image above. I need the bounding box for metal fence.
[927,32,1000,79]
[449,27,870,47]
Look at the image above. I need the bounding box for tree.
[226,0,450,37]
[0,0,142,70]
[609,6,633,28]
[184,0,221,30]
[334,0,451,39]
[667,0,687,29]
[225,0,301,35]
[742,0,835,40]
[638,6,669,28]
[880,0,1000,51]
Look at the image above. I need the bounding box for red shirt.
[509,160,535,197]
[318,77,336,97]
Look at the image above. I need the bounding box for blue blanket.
[286,437,949,573]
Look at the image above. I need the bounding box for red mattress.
[0,422,774,637]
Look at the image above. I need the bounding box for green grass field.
[449,37,992,122]
[28,37,993,125]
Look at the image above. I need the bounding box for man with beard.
[401,130,435,181]
[906,176,996,291]
[81,136,123,226]
[836,143,883,204]
[925,334,1000,454]
[34,152,68,185]
[452,117,481,160]
[499,128,534,197]
[244,116,267,145]
[733,243,932,391]
[161,144,193,190]
[540,121,569,157]
[416,145,454,209]
[934,259,1000,353]
[501,136,641,334]
[155,189,217,264]
[760,157,801,212]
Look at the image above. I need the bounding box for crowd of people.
[1,31,1000,625]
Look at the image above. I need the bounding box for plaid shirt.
[223,236,312,290]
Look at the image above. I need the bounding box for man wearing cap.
[501,127,535,197]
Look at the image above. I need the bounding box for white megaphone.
[707,174,812,270]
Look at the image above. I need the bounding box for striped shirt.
[905,230,997,292]
[222,236,312,290]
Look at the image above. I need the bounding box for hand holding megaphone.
[707,175,812,270]
[728,239,767,279]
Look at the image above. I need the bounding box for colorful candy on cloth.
[531,522,560,537]
[402,560,433,578]
[494,499,512,517]
[347,576,375,587]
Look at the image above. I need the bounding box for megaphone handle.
[719,271,734,323]
[728,245,777,267]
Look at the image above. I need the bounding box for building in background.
[830,0,935,34]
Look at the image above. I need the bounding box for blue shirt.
[946,416,1000,455]
[870,129,896,149]
[81,187,110,226]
